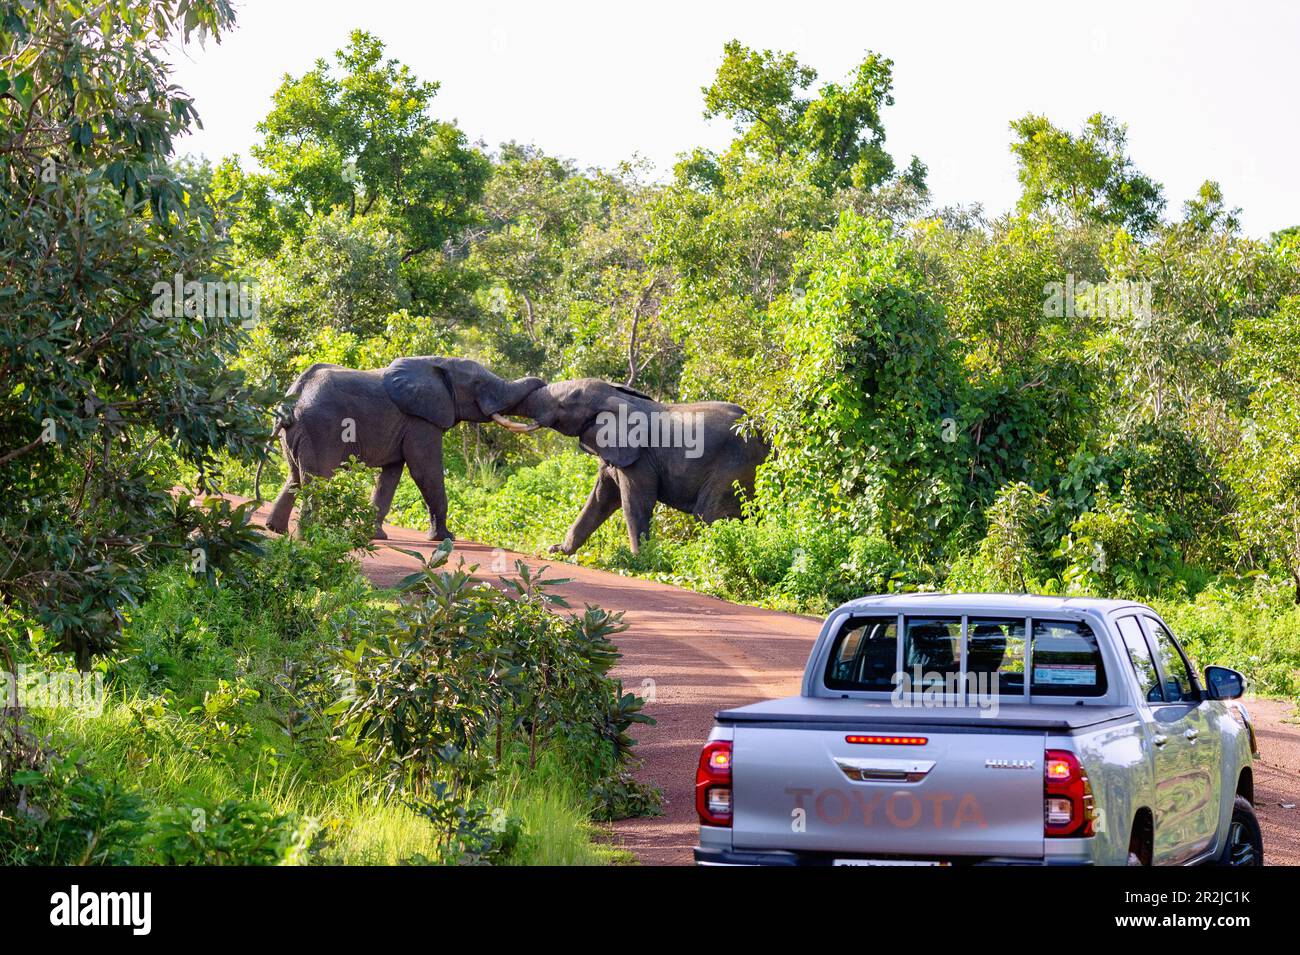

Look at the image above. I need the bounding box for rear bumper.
[694,846,1093,866]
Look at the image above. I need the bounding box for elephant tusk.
[491,413,539,433]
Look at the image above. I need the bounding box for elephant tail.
[253,410,292,502]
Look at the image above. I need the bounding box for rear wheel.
[1217,796,1263,866]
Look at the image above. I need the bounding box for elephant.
[263,357,543,540]
[506,378,769,554]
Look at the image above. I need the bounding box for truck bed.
[717,695,1136,731]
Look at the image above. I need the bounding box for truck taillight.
[696,740,733,827]
[1043,749,1095,838]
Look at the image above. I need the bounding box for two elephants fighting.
[262,357,768,554]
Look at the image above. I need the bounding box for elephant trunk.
[488,375,546,433]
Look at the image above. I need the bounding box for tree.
[914,215,1102,503]
[703,41,816,161]
[700,40,921,194]
[1010,112,1165,235]
[252,30,488,256]
[1228,296,1300,601]
[218,31,490,319]
[246,209,412,383]
[752,212,961,551]
[1100,183,1294,430]
[0,0,273,661]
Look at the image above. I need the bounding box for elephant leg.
[403,426,453,541]
[552,466,621,555]
[265,479,297,534]
[616,468,658,554]
[370,462,404,540]
[265,442,301,534]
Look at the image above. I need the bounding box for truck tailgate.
[731,725,1047,859]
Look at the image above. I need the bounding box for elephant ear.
[382,357,456,430]
[578,394,642,469]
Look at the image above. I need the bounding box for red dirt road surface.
[249,503,1300,865]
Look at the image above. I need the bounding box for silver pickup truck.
[694,594,1261,866]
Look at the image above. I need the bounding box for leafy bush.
[146,799,310,865]
[332,542,658,818]
[297,456,379,552]
[0,756,147,865]
[948,482,1051,593]
[1154,582,1300,697]
[1057,485,1182,597]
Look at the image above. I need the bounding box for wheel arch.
[1128,806,1154,865]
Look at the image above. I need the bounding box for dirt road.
[250,504,1300,865]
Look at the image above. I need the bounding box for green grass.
[6,529,640,866]
[35,695,625,864]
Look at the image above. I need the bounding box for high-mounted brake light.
[696,740,733,828]
[1044,749,1095,838]
[845,735,928,746]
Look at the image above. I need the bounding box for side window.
[966,617,1026,694]
[1144,617,1197,703]
[825,616,898,691]
[1116,616,1163,703]
[902,617,962,688]
[1030,619,1107,696]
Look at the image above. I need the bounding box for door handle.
[1184,728,1199,742]
[1152,734,1169,747]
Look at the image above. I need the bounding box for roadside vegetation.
[2,0,1299,867]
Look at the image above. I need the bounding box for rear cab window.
[825,616,897,691]
[822,611,1107,698]
[1030,619,1107,696]
[902,617,962,688]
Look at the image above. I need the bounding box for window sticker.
[1032,663,1097,686]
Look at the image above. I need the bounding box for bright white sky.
[170,0,1300,238]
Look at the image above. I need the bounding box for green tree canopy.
[1010,112,1165,234]
[0,0,274,660]
[699,40,921,194]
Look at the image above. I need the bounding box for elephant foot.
[373,527,388,541]
[428,528,455,542]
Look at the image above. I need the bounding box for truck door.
[1139,614,1220,863]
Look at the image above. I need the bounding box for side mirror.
[1204,665,1246,701]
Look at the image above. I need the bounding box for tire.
[1216,795,1264,866]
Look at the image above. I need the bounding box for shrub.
[1057,484,1181,597]
[948,482,1051,593]
[145,799,311,865]
[297,456,379,553]
[0,753,147,866]
[331,543,660,819]
[1154,581,1300,697]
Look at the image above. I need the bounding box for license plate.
[833,859,948,866]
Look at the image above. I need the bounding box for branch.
[0,437,45,468]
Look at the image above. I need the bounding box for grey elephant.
[508,379,769,554]
[263,357,542,540]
